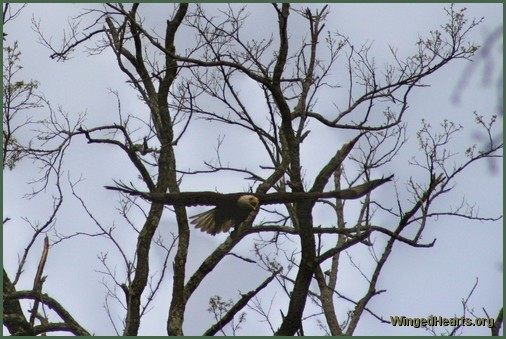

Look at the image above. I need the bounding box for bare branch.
[4,291,91,336]
[203,270,279,335]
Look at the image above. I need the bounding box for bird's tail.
[190,208,221,235]
[190,208,237,235]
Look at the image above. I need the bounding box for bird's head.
[238,195,259,211]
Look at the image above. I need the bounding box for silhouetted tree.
[4,3,502,336]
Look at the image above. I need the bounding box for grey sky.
[3,3,503,335]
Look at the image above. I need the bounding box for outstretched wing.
[255,175,394,204]
[104,182,244,206]
[105,175,393,206]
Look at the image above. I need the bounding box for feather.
[104,175,393,206]
[190,195,259,235]
[105,176,394,235]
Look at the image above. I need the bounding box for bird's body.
[104,175,393,235]
[190,195,259,235]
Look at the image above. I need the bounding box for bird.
[189,194,259,235]
[104,174,393,235]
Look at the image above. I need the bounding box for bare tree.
[4,3,502,336]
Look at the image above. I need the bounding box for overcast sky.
[3,3,503,336]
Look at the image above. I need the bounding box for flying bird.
[105,175,393,235]
[190,194,259,235]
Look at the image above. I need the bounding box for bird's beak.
[251,198,259,209]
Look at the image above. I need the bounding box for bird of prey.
[190,194,259,235]
[105,175,393,235]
